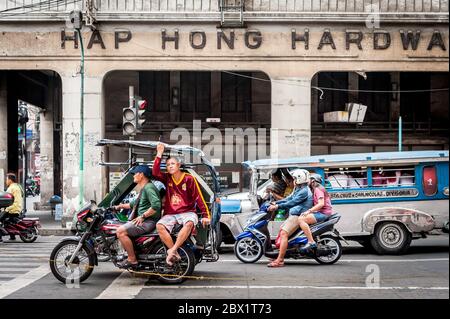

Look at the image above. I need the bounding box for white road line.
[96,271,147,299]
[218,258,449,263]
[0,265,50,299]
[0,268,36,272]
[142,285,449,291]
[0,262,42,266]
[0,255,49,258]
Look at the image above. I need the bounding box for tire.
[234,237,264,264]
[49,240,95,284]
[370,222,412,255]
[152,243,195,285]
[314,235,342,265]
[20,226,38,243]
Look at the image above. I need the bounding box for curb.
[39,228,75,236]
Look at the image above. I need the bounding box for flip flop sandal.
[267,261,285,268]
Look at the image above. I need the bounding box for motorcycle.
[25,178,39,197]
[0,209,41,243]
[234,209,344,265]
[50,202,219,284]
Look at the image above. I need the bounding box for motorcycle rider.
[0,173,23,242]
[153,143,211,266]
[266,169,313,267]
[113,165,162,269]
[298,173,334,253]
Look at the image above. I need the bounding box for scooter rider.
[266,169,313,267]
[114,165,162,269]
[0,173,23,243]
[297,173,334,253]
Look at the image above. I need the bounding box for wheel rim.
[21,228,36,240]
[315,237,341,263]
[236,238,262,262]
[53,244,91,282]
[379,224,404,249]
[155,246,191,282]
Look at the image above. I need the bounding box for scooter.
[234,208,344,265]
[0,209,41,243]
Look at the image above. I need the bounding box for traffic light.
[18,106,29,125]
[122,106,137,136]
[135,99,148,133]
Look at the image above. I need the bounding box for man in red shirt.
[153,143,211,265]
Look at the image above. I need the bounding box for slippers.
[267,261,285,268]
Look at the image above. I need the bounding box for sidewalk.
[25,196,73,236]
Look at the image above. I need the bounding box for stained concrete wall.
[0,72,7,190]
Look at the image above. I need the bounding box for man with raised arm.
[153,143,211,266]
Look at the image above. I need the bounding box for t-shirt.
[152,156,211,219]
[5,183,23,214]
[313,186,333,216]
[129,182,162,222]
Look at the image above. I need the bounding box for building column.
[0,72,7,191]
[60,74,105,227]
[38,76,55,208]
[271,76,311,159]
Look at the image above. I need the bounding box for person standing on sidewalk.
[0,173,24,242]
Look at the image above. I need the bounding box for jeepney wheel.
[371,222,412,255]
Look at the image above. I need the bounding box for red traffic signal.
[137,100,148,110]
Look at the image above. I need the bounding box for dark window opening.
[139,72,170,112]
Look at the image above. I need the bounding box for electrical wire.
[0,0,82,18]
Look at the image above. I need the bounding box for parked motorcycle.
[0,209,41,243]
[25,178,39,197]
[234,210,344,265]
[50,202,218,284]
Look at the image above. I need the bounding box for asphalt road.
[0,235,448,299]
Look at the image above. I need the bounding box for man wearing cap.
[114,165,162,269]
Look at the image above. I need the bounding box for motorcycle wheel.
[49,240,95,284]
[234,237,264,264]
[313,235,342,265]
[151,243,195,285]
[20,226,38,243]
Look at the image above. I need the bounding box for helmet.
[291,169,310,185]
[310,173,323,184]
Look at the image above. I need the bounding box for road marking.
[218,258,449,263]
[0,265,50,299]
[0,262,43,266]
[96,271,147,299]
[142,285,449,291]
[0,268,36,272]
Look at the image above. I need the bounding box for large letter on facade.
[374,31,391,50]
[427,31,447,51]
[61,29,78,49]
[346,30,364,50]
[217,31,235,50]
[400,30,421,50]
[162,29,179,50]
[318,29,336,50]
[190,31,207,49]
[291,28,309,50]
[245,30,263,49]
[115,30,132,49]
[87,30,106,49]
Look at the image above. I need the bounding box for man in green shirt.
[114,165,162,269]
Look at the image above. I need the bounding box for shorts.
[157,212,199,234]
[313,212,329,223]
[123,219,156,238]
[281,215,300,236]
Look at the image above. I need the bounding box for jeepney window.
[370,166,416,188]
[324,167,368,189]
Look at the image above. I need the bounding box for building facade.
[0,0,448,219]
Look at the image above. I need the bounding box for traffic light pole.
[76,28,85,209]
[129,86,134,168]
[22,121,27,214]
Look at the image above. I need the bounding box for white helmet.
[291,169,310,185]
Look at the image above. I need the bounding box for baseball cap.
[130,165,152,178]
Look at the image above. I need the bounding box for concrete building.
[0,0,448,220]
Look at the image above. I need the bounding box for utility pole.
[69,10,85,208]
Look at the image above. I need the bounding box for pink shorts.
[157,212,198,233]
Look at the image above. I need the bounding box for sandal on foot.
[267,261,284,268]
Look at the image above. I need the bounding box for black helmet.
[310,173,323,184]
